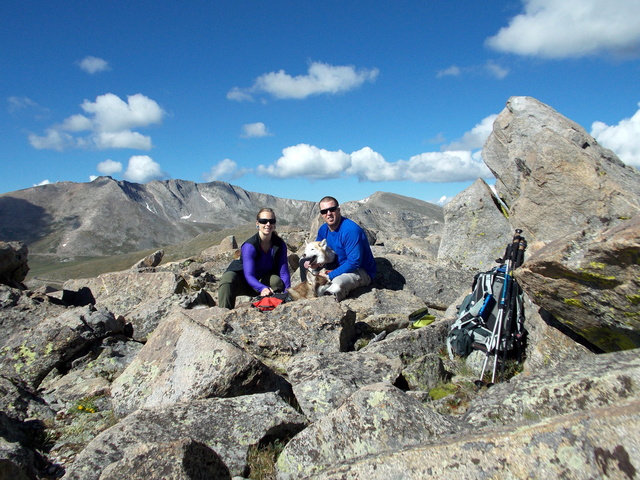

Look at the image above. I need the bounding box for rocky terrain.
[0,96,639,479]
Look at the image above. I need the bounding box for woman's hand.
[260,287,273,296]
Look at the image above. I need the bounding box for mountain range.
[0,176,443,270]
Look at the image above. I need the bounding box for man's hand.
[260,287,273,296]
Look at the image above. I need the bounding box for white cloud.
[443,114,498,150]
[28,129,74,151]
[254,119,497,182]
[347,147,400,181]
[59,114,93,132]
[398,150,492,182]
[257,144,351,178]
[437,62,509,80]
[241,122,272,138]
[27,93,164,151]
[33,179,51,187]
[256,144,492,184]
[8,96,50,120]
[94,130,153,150]
[484,61,509,79]
[486,0,640,58]
[78,56,110,74]
[591,102,640,167]
[81,93,164,132]
[228,61,379,101]
[226,88,254,102]
[123,155,167,183]
[437,65,462,78]
[8,96,38,112]
[97,159,123,175]
[203,158,248,181]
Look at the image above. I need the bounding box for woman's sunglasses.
[320,206,338,215]
[258,218,276,225]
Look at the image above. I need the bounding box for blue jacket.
[316,217,376,281]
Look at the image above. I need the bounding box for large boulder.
[64,392,308,480]
[277,383,463,480]
[339,288,428,322]
[380,254,473,309]
[285,351,404,422]
[463,348,640,428]
[130,248,164,269]
[0,305,125,388]
[519,294,591,375]
[202,297,357,367]
[97,438,231,480]
[0,241,29,288]
[515,215,640,352]
[437,178,511,271]
[63,270,187,317]
[315,397,640,479]
[361,318,452,366]
[483,96,640,244]
[111,308,289,417]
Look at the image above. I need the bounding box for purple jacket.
[234,233,291,292]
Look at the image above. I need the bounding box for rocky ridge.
[0,96,639,479]
[0,179,442,262]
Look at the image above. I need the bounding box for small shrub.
[247,439,286,480]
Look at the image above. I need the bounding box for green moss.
[523,409,542,421]
[580,325,640,352]
[575,269,617,286]
[17,344,37,368]
[627,295,640,305]
[564,298,585,308]
[428,382,457,401]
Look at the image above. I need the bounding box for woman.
[217,208,291,309]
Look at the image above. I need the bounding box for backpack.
[447,264,525,360]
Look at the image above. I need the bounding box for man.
[304,196,376,301]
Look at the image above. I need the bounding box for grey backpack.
[447,264,524,359]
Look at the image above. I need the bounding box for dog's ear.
[319,239,327,248]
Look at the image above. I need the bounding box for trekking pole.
[493,230,525,382]
[477,260,510,386]
[496,230,527,382]
[490,262,511,383]
[477,229,523,386]
[511,234,528,363]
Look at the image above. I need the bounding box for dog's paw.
[315,284,329,296]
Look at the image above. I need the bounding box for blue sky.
[2,0,640,205]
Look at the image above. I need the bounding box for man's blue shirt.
[316,217,376,281]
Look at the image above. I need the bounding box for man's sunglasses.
[320,206,339,215]
[257,218,276,225]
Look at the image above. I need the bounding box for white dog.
[288,240,336,300]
